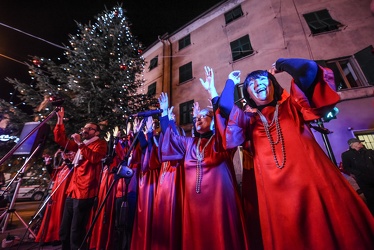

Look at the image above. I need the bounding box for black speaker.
[13,122,50,155]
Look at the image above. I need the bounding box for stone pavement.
[0,203,61,250]
[0,226,61,249]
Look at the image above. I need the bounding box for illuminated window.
[355,130,374,150]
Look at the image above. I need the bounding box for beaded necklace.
[195,134,214,193]
[160,162,168,184]
[256,103,286,169]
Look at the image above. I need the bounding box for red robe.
[90,141,125,250]
[54,124,107,199]
[130,139,160,250]
[160,128,249,250]
[151,150,183,250]
[114,140,140,250]
[35,165,72,243]
[226,67,374,249]
[88,167,116,250]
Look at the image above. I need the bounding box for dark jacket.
[341,147,374,184]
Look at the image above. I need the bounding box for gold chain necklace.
[256,103,286,169]
[195,135,214,193]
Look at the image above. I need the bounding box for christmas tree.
[1,5,157,175]
[5,5,157,134]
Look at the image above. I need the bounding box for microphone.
[49,96,64,106]
[70,132,83,139]
[132,109,163,117]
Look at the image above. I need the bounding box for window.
[179,100,194,125]
[179,34,191,50]
[354,130,374,150]
[354,45,374,85]
[225,5,244,24]
[230,35,254,61]
[149,56,158,70]
[303,9,341,35]
[179,62,193,84]
[147,82,156,96]
[316,46,374,90]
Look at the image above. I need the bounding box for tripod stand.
[0,106,61,238]
[0,144,43,237]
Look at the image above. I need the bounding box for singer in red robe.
[219,58,374,249]
[89,139,124,250]
[151,117,183,250]
[114,133,140,250]
[35,151,74,244]
[131,117,160,250]
[158,90,249,250]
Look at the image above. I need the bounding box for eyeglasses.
[196,114,212,120]
[81,127,97,132]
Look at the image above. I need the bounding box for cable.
[0,22,71,52]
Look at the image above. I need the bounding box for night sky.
[0,0,222,102]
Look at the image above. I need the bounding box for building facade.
[139,0,374,165]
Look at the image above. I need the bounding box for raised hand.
[199,66,214,91]
[199,66,218,98]
[145,116,154,133]
[133,117,140,133]
[104,131,111,142]
[193,102,200,118]
[158,92,169,116]
[112,126,120,137]
[126,121,132,136]
[57,107,65,124]
[228,70,241,85]
[168,106,175,121]
[268,62,281,75]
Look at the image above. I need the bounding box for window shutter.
[354,45,374,85]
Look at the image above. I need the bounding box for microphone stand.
[310,119,337,166]
[79,119,146,250]
[14,165,74,248]
[0,144,42,237]
[28,167,73,226]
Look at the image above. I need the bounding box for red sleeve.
[290,66,340,121]
[79,139,107,164]
[53,124,78,152]
[159,126,187,162]
[225,105,252,149]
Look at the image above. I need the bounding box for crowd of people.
[32,57,373,250]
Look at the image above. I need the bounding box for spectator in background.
[35,150,74,245]
[342,138,374,215]
[0,113,11,135]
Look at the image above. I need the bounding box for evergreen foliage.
[1,5,157,175]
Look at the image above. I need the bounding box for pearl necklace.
[195,135,214,193]
[256,103,286,169]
